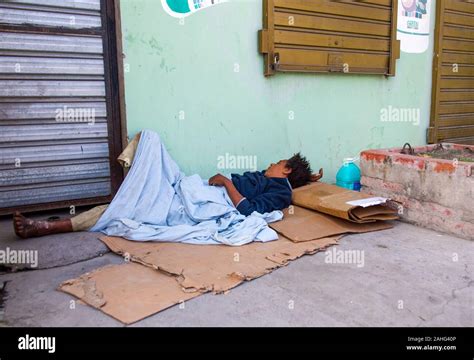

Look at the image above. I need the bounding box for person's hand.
[310,168,324,182]
[209,173,229,187]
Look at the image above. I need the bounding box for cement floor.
[0,208,472,327]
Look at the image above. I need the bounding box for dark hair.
[286,152,312,188]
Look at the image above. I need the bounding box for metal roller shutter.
[429,0,474,144]
[0,0,126,214]
[258,0,400,76]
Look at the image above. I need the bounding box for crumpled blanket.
[91,130,283,245]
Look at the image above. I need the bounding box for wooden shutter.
[428,0,474,144]
[259,0,400,76]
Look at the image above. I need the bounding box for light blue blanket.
[91,130,283,245]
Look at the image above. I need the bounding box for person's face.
[265,159,291,178]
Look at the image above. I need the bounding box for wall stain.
[366,126,385,149]
[218,121,230,135]
[148,37,163,53]
[125,34,176,73]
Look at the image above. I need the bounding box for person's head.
[265,152,312,188]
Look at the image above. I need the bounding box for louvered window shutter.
[259,0,400,76]
[429,0,474,144]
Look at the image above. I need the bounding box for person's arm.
[208,174,244,207]
[209,173,291,215]
[235,193,290,216]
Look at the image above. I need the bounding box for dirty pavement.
[0,207,472,327]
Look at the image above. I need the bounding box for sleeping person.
[13,133,321,241]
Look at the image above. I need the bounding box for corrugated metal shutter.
[429,0,474,144]
[0,0,125,214]
[259,0,400,76]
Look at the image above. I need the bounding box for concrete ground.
[0,208,472,327]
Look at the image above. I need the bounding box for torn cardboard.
[100,235,340,294]
[292,182,399,223]
[270,206,393,242]
[59,234,340,324]
[59,197,395,324]
[59,262,200,324]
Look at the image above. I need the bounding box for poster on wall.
[161,0,227,18]
[396,0,431,53]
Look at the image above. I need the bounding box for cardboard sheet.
[59,234,339,324]
[270,206,393,242]
[100,235,340,294]
[292,182,399,223]
[58,200,395,324]
[59,262,200,324]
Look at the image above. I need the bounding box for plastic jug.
[336,158,361,191]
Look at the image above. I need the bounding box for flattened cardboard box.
[59,262,200,324]
[100,235,340,294]
[292,182,399,223]
[270,206,393,242]
[59,235,339,324]
[58,200,395,324]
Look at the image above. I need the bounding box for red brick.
[360,150,388,164]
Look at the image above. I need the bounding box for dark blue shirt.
[231,171,292,216]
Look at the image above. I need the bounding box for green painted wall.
[120,0,436,182]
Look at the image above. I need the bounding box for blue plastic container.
[336,158,361,191]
